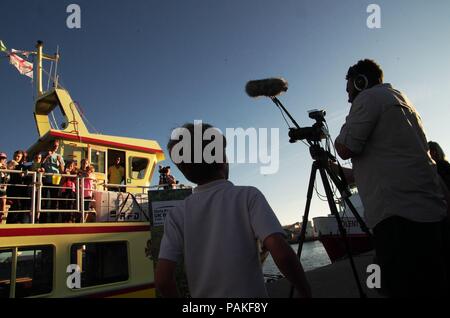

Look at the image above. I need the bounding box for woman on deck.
[7,150,25,223]
[61,161,78,222]
[79,160,96,222]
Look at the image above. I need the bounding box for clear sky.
[1,0,450,225]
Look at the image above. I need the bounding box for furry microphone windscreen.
[245,78,288,98]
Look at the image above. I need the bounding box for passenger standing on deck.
[84,165,96,212]
[6,150,24,223]
[18,150,31,221]
[108,156,125,192]
[335,59,449,297]
[155,122,311,298]
[7,150,23,170]
[61,161,77,222]
[79,160,96,221]
[0,153,9,222]
[30,153,45,173]
[41,140,65,223]
[428,141,450,190]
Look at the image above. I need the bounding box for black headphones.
[353,74,368,92]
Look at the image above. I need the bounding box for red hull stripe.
[49,131,164,155]
[83,283,156,298]
[0,225,150,237]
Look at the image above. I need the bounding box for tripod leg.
[318,167,367,298]
[324,165,372,236]
[339,195,372,237]
[289,162,318,298]
[296,162,319,257]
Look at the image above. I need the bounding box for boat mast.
[35,40,59,97]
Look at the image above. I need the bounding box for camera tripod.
[267,97,372,298]
[290,142,373,298]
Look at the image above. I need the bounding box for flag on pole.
[0,40,7,52]
[9,53,33,79]
[11,48,32,58]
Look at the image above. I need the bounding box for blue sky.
[1,0,450,224]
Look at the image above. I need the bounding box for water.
[263,240,331,278]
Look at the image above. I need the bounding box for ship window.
[16,246,54,297]
[62,144,88,166]
[0,249,12,298]
[91,150,106,174]
[0,246,54,298]
[70,241,128,288]
[130,157,149,180]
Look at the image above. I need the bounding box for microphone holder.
[270,97,314,146]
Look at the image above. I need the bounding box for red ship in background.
[313,189,373,262]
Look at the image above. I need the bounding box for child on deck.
[82,164,96,222]
[61,161,77,222]
[155,122,311,298]
[30,153,45,173]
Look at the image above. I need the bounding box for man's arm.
[335,92,381,160]
[263,233,312,298]
[166,174,176,185]
[156,206,184,297]
[57,155,65,173]
[335,141,356,160]
[155,259,179,297]
[329,162,355,184]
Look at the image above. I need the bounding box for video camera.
[288,109,327,143]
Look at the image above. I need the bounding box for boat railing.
[102,182,161,194]
[0,169,37,223]
[36,172,95,224]
[0,170,170,224]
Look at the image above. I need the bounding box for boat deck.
[266,250,385,298]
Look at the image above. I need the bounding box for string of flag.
[0,40,34,79]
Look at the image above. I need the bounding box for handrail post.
[81,177,85,223]
[76,177,80,213]
[36,173,43,223]
[10,247,18,298]
[30,172,37,224]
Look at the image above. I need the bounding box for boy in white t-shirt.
[155,122,311,298]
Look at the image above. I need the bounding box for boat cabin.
[27,88,164,194]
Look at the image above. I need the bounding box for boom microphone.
[245,78,288,98]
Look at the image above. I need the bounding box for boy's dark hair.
[167,122,227,184]
[346,59,384,86]
[64,160,74,170]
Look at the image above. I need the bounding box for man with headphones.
[335,59,449,297]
